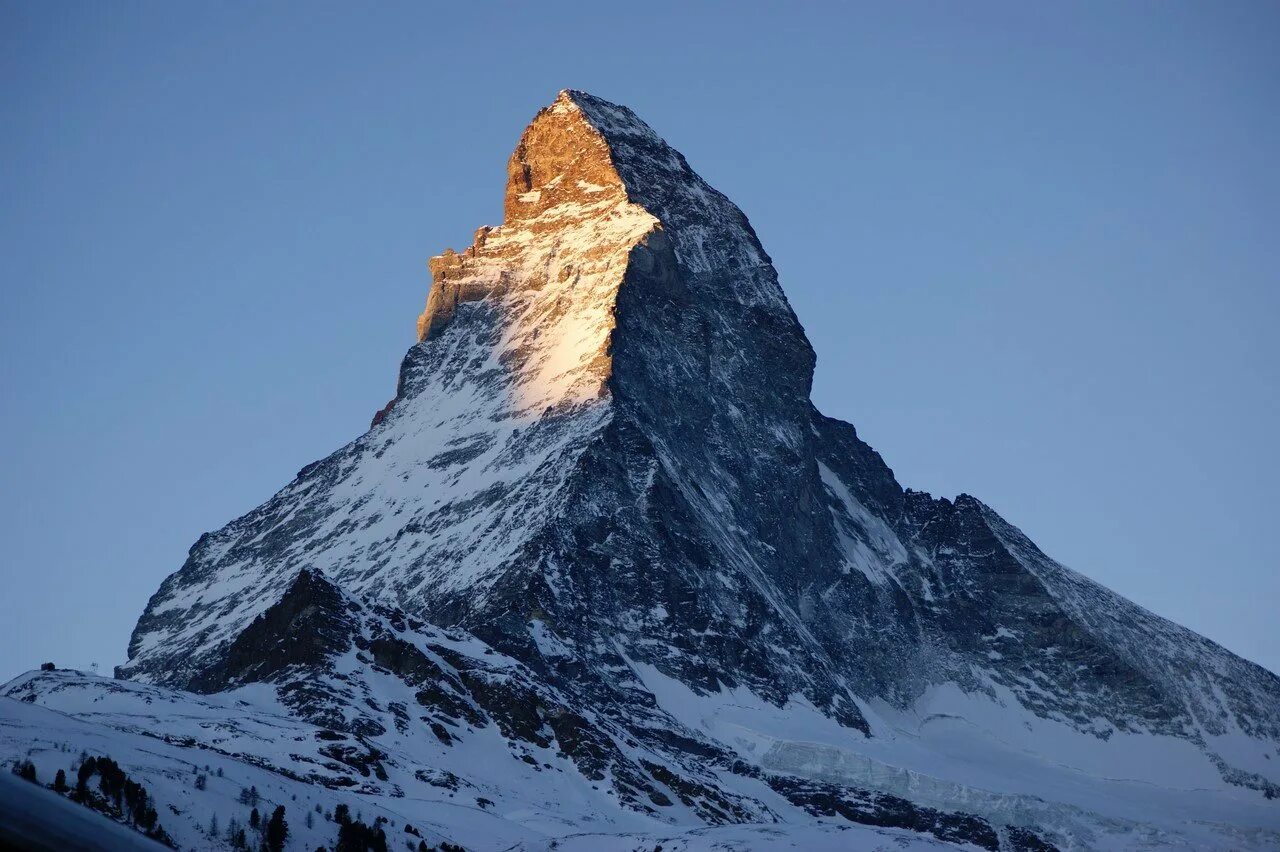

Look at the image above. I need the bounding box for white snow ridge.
[3,90,1278,851]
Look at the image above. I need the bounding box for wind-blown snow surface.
[6,90,1278,849]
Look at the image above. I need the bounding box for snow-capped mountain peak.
[6,90,1278,851]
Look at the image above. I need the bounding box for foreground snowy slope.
[4,665,1277,850]
[5,90,1278,849]
[0,683,1019,852]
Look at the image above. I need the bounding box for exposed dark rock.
[1006,825,1061,852]
[766,775,1000,851]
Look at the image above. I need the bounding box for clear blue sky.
[2,2,1277,681]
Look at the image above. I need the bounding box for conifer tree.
[265,805,288,852]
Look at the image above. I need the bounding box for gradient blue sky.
[2,2,1277,681]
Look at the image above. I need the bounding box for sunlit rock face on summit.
[415,92,653,406]
[102,90,1280,849]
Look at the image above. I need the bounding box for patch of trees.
[221,792,288,851]
[397,822,465,852]
[11,759,38,783]
[319,810,465,852]
[332,802,389,852]
[222,814,251,849]
[63,754,175,847]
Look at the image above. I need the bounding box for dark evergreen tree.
[75,757,95,798]
[53,768,68,792]
[265,805,288,852]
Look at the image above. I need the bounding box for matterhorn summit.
[3,90,1278,851]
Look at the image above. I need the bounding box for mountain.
[4,90,1278,851]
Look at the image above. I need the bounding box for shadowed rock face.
[116,89,1280,841]
[185,569,355,694]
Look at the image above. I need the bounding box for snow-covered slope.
[6,90,1278,850]
[5,662,1277,850]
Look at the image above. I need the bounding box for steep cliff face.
[94,90,1280,848]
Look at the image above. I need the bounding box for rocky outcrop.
[186,569,355,694]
